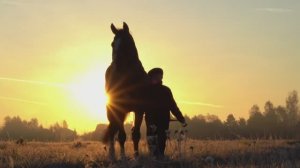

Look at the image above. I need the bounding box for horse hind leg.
[132,111,143,158]
[132,127,141,158]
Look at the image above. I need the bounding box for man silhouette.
[145,68,187,158]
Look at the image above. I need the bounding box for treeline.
[173,90,300,139]
[0,116,77,141]
[82,90,300,140]
[1,90,299,141]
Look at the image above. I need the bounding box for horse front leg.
[116,111,127,160]
[106,123,118,162]
[104,106,119,162]
[132,111,144,158]
[118,125,126,159]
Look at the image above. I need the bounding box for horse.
[103,22,148,160]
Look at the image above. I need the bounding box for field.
[0,139,300,168]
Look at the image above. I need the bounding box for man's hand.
[182,122,188,127]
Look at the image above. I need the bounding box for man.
[145,67,187,158]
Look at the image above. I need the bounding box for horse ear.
[123,22,129,32]
[111,23,118,34]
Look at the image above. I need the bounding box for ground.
[0,139,300,168]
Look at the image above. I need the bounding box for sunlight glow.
[66,68,108,123]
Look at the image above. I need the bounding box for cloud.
[0,77,64,88]
[178,100,224,108]
[0,77,58,106]
[0,96,47,106]
[0,77,225,108]
[256,8,293,13]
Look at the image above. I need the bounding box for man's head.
[148,68,163,85]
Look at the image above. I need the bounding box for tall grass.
[0,139,299,168]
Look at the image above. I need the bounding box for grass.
[0,139,300,168]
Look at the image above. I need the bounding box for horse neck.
[113,49,140,68]
[111,41,147,78]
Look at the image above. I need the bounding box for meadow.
[0,138,300,168]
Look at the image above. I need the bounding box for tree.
[249,105,261,117]
[263,101,279,137]
[248,105,264,138]
[276,105,288,123]
[237,118,247,138]
[238,118,247,127]
[264,101,275,116]
[62,120,68,129]
[29,118,39,128]
[225,114,238,128]
[286,90,299,126]
[225,114,238,139]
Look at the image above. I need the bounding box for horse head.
[110,22,139,69]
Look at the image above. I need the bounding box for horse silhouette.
[103,22,148,160]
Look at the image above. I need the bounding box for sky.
[0,0,299,133]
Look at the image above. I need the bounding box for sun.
[66,68,109,123]
[65,66,136,125]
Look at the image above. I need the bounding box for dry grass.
[0,139,299,168]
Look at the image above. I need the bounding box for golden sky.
[1,0,299,133]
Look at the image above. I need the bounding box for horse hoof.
[108,156,116,163]
[108,152,116,162]
[133,151,139,159]
[120,154,126,160]
[130,158,141,168]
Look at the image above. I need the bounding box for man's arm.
[166,87,186,124]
